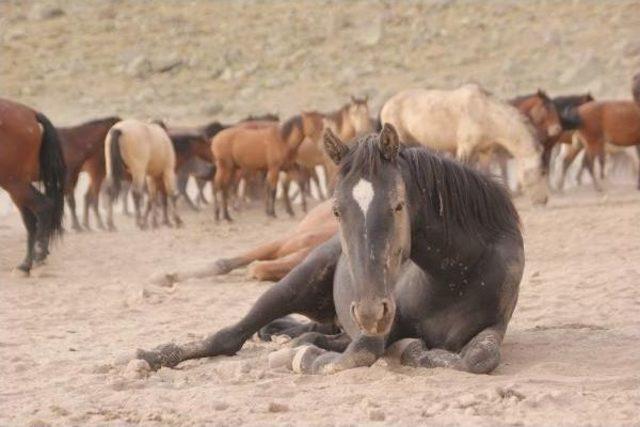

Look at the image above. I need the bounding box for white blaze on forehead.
[352,178,374,215]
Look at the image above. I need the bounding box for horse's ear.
[379,123,400,160]
[323,127,348,165]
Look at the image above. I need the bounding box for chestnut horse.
[563,101,640,191]
[210,117,307,221]
[0,98,66,275]
[380,84,549,205]
[288,97,373,196]
[150,199,337,287]
[57,116,121,231]
[105,119,183,230]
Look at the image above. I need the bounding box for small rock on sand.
[267,402,289,413]
[368,409,386,421]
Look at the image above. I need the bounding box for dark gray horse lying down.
[136,123,523,375]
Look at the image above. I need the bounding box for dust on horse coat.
[380,84,549,205]
[135,124,524,376]
[0,98,66,275]
[104,119,182,230]
[57,116,121,231]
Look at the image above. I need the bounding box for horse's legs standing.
[86,172,106,231]
[163,169,183,227]
[557,141,582,191]
[65,173,82,232]
[265,167,279,217]
[388,326,504,374]
[16,207,37,274]
[281,173,295,217]
[121,181,132,216]
[135,237,342,370]
[130,173,147,228]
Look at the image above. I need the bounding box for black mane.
[552,94,593,130]
[339,136,520,244]
[280,115,302,140]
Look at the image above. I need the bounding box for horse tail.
[107,128,124,200]
[559,107,583,130]
[35,112,66,238]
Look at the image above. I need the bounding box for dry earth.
[1,1,640,426]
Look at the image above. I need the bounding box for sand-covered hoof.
[267,347,297,370]
[292,345,326,374]
[211,259,235,275]
[135,343,183,370]
[149,272,178,287]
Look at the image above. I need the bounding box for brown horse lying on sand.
[0,98,66,275]
[150,199,337,287]
[210,117,308,221]
[558,100,640,191]
[57,116,121,231]
[105,119,183,230]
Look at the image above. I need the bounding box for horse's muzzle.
[350,298,395,336]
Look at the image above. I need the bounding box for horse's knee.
[463,343,500,374]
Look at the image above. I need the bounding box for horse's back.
[111,119,174,176]
[213,124,276,169]
[579,101,640,145]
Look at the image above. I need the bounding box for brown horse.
[150,199,337,287]
[566,101,640,190]
[285,97,374,197]
[210,117,307,221]
[0,98,66,275]
[57,116,121,231]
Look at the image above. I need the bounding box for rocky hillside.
[1,0,639,126]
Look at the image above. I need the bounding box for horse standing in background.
[57,116,121,231]
[0,98,66,275]
[380,84,549,204]
[104,119,182,230]
[210,117,308,221]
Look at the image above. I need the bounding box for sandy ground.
[1,179,639,426]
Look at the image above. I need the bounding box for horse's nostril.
[381,300,390,319]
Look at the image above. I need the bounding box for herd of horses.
[1,73,639,376]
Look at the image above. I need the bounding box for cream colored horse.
[380,84,549,205]
[104,119,182,230]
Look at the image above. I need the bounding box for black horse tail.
[560,107,583,130]
[35,112,66,239]
[107,128,124,200]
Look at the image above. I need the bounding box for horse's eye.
[394,202,405,212]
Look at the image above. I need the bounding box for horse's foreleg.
[106,190,116,232]
[16,207,37,275]
[388,326,504,374]
[557,141,582,191]
[266,168,279,217]
[163,171,183,227]
[135,236,342,370]
[281,174,295,217]
[90,176,106,231]
[277,334,384,375]
[65,186,82,232]
[583,150,603,192]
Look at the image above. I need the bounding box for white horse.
[104,119,182,230]
[380,84,549,205]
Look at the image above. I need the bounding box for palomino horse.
[135,124,523,376]
[0,98,66,275]
[476,90,563,184]
[104,119,183,230]
[558,101,640,191]
[210,117,308,221]
[150,199,337,287]
[380,84,549,204]
[57,116,121,231]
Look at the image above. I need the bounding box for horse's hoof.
[212,259,234,275]
[12,266,30,278]
[291,345,326,374]
[268,347,297,370]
